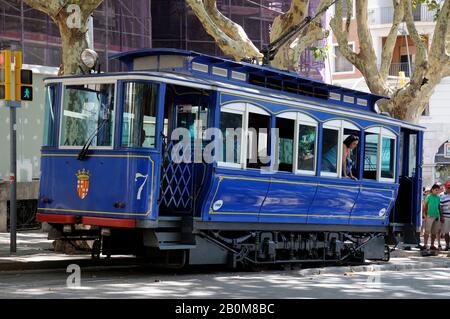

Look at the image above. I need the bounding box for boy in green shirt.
[423,184,443,250]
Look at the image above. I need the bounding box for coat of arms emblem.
[76,169,90,199]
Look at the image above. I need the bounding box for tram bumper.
[36,213,137,228]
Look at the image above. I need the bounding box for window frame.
[121,81,159,149]
[364,126,397,183]
[331,42,356,75]
[218,103,271,169]
[277,112,318,176]
[58,79,117,150]
[321,120,361,178]
[43,84,58,147]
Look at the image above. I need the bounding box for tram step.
[158,243,196,250]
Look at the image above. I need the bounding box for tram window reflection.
[298,124,316,172]
[219,112,243,165]
[247,112,270,169]
[381,137,395,179]
[276,117,295,172]
[122,82,158,148]
[43,85,57,147]
[408,134,417,177]
[364,132,379,180]
[60,83,115,147]
[321,128,339,174]
[176,103,209,148]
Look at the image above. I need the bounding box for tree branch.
[23,0,62,18]
[404,0,428,87]
[78,0,103,24]
[429,0,450,66]
[289,23,329,72]
[270,0,310,43]
[355,0,378,68]
[186,0,262,61]
[329,0,360,67]
[379,0,405,79]
[202,0,262,60]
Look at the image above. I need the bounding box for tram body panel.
[350,183,398,226]
[258,174,317,224]
[306,181,358,225]
[204,169,270,223]
[38,150,159,220]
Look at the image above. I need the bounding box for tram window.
[399,132,404,175]
[343,129,360,178]
[43,85,57,147]
[176,101,209,148]
[219,112,243,165]
[122,82,158,148]
[408,134,417,177]
[276,117,295,172]
[247,112,270,169]
[297,124,316,172]
[363,132,379,180]
[381,137,395,179]
[321,128,339,174]
[60,83,115,147]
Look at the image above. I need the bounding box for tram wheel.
[383,245,390,262]
[91,239,101,260]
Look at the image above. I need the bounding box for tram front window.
[122,82,158,148]
[60,83,115,147]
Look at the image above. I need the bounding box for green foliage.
[412,0,441,20]
[309,45,329,60]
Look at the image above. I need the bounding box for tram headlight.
[80,49,99,69]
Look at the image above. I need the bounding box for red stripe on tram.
[81,216,136,228]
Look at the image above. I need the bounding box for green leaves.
[309,45,329,59]
[412,0,441,20]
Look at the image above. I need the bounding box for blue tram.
[37,49,424,267]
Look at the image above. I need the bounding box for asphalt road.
[0,265,449,298]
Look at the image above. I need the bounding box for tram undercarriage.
[47,222,390,269]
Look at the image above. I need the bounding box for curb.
[297,257,450,277]
[0,254,146,273]
[0,257,94,272]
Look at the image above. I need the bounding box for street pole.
[9,101,17,254]
[8,51,23,254]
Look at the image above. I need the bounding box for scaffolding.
[0,0,152,71]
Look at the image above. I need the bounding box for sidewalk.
[1,231,450,273]
[0,231,92,271]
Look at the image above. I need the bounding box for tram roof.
[110,48,389,114]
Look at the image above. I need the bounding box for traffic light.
[14,51,33,101]
[0,50,12,100]
[20,69,33,101]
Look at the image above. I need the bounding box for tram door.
[159,84,210,215]
[391,129,423,244]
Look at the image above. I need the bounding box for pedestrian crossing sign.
[20,86,32,101]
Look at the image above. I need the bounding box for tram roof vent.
[110,48,389,114]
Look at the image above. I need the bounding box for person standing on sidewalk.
[440,181,450,251]
[423,184,442,251]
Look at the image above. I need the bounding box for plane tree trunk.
[23,0,102,75]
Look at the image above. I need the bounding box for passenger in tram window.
[342,135,359,180]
